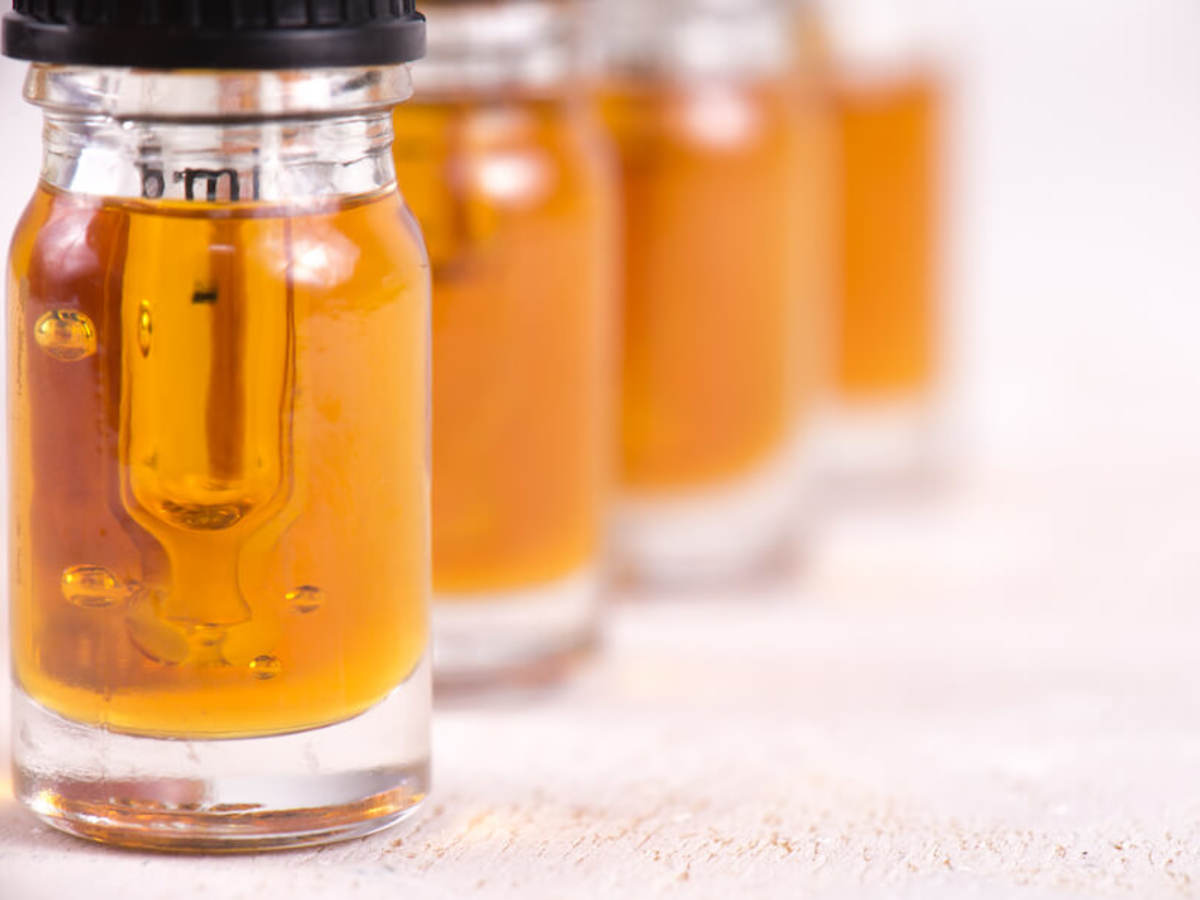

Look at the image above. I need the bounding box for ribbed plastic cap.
[3,1,426,69]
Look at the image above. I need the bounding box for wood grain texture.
[2,465,1200,898]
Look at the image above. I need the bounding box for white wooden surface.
[3,463,1200,898]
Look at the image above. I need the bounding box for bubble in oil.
[125,588,190,665]
[221,616,282,668]
[34,309,97,361]
[286,585,323,614]
[137,300,152,357]
[248,655,281,680]
[60,565,130,608]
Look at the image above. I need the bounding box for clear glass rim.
[23,64,415,122]
[591,0,796,80]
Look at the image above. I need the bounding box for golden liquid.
[602,80,814,491]
[392,97,615,594]
[835,75,939,397]
[791,46,840,418]
[8,184,430,738]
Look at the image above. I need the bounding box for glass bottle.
[819,0,945,484]
[392,0,616,686]
[4,3,431,850]
[595,0,822,583]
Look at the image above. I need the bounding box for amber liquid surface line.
[392,96,615,596]
[9,184,430,739]
[835,74,939,399]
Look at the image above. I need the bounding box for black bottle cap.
[3,1,426,69]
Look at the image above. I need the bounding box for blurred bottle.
[393,0,617,687]
[819,0,946,487]
[595,0,826,584]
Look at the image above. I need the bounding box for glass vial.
[596,0,822,584]
[819,0,945,486]
[4,5,431,850]
[392,1,616,687]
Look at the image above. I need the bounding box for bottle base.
[818,397,946,496]
[613,435,810,587]
[432,566,599,692]
[11,657,431,853]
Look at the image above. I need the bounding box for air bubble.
[61,565,129,608]
[220,616,281,668]
[286,585,323,614]
[248,655,281,680]
[137,300,152,357]
[34,309,97,361]
[125,589,190,665]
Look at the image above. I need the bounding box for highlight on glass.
[4,2,432,850]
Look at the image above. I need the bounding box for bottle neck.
[818,0,938,83]
[413,0,579,98]
[26,65,414,204]
[593,0,798,84]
